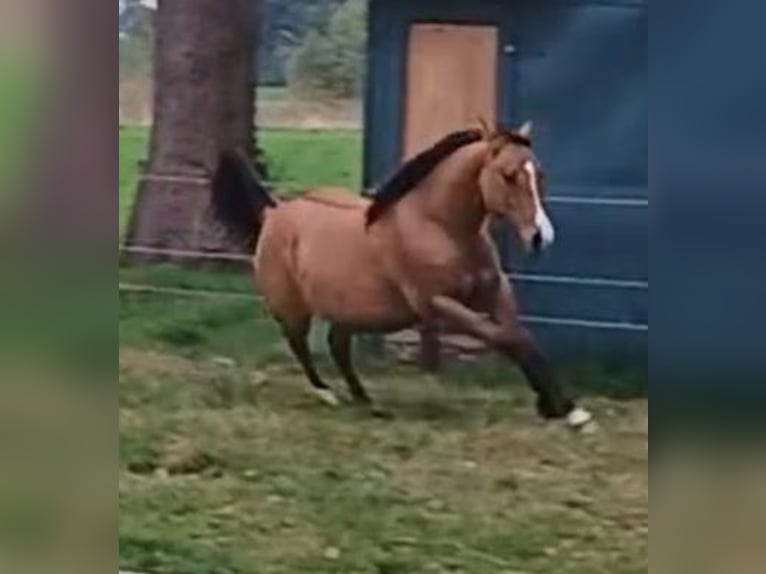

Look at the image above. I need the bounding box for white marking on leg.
[524,160,555,247]
[313,388,340,407]
[566,406,594,428]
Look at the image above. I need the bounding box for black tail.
[210,149,276,250]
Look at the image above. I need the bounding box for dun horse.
[210,121,593,430]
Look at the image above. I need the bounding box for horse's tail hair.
[210,149,276,251]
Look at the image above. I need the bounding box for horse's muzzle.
[530,223,555,254]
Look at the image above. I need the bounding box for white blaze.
[523,160,555,247]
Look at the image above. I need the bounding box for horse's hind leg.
[282,320,340,407]
[327,326,391,417]
[327,325,372,406]
[259,250,339,407]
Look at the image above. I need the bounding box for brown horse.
[211,121,593,429]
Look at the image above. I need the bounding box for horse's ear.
[476,117,494,140]
[517,120,533,139]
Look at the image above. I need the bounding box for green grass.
[0,57,44,198]
[119,126,150,231]
[120,263,255,294]
[120,268,283,369]
[260,128,362,190]
[120,265,648,574]
[118,126,362,233]
[257,85,289,101]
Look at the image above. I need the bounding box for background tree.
[125,0,261,259]
[119,0,155,77]
[118,0,362,91]
[287,0,367,99]
[259,0,345,85]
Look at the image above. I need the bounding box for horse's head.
[477,120,554,254]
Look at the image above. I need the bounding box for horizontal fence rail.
[119,244,648,332]
[119,280,647,332]
[547,196,648,208]
[121,245,251,262]
[119,282,648,333]
[119,282,260,301]
[120,237,646,364]
[121,245,648,290]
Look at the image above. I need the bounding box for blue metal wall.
[365,0,647,358]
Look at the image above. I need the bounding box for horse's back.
[273,190,369,238]
[299,187,371,210]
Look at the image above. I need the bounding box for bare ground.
[119,80,361,130]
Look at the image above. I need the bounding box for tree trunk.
[124,0,259,261]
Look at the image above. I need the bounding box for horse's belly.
[301,264,414,329]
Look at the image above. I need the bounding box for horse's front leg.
[430,283,593,429]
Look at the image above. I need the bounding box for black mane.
[365,129,483,225]
[365,128,532,226]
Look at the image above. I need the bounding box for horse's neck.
[413,142,488,237]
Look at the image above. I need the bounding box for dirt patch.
[119,348,196,378]
[119,75,153,126]
[160,436,220,476]
[259,96,361,130]
[118,79,362,130]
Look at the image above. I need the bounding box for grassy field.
[119,265,647,574]
[257,86,289,101]
[119,126,150,230]
[0,57,43,197]
[119,126,363,232]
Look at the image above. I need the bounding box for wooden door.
[403,23,499,159]
[403,23,499,370]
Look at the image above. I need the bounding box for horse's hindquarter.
[267,198,415,329]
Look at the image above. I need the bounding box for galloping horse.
[210,121,593,430]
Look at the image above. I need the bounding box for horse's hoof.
[566,407,595,432]
[313,388,341,407]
